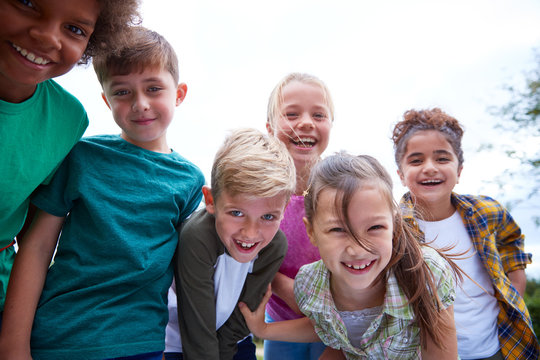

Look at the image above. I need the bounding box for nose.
[241,219,259,239]
[297,113,315,130]
[346,240,365,257]
[132,93,150,112]
[422,158,438,174]
[29,21,62,51]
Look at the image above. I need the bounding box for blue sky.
[57,0,540,277]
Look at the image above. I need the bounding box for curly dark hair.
[391,108,465,169]
[80,0,142,64]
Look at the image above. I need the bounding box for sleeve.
[215,230,288,360]
[31,146,78,217]
[490,199,532,273]
[423,247,456,309]
[175,212,221,360]
[178,167,205,223]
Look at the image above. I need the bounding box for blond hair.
[93,26,179,85]
[266,72,335,133]
[211,128,296,203]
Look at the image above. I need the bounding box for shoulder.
[42,80,86,111]
[180,210,223,255]
[453,193,503,211]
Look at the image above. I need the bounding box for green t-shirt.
[0,80,88,311]
[30,135,204,360]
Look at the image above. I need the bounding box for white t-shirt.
[418,211,500,359]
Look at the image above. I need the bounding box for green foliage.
[489,50,540,225]
[525,278,540,336]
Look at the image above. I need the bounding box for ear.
[457,165,463,184]
[397,169,406,187]
[101,93,111,110]
[266,121,273,135]
[176,83,188,106]
[202,186,215,214]
[303,217,317,247]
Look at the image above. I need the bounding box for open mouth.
[235,239,257,251]
[420,179,443,186]
[343,259,375,272]
[12,43,51,65]
[291,137,316,148]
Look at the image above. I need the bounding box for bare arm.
[0,210,64,360]
[318,347,347,360]
[238,285,319,342]
[421,305,458,360]
[507,269,526,297]
[271,272,302,315]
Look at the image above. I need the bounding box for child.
[165,128,296,360]
[0,0,141,321]
[240,152,460,359]
[0,27,205,360]
[264,72,334,359]
[392,108,539,360]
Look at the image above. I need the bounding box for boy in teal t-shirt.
[0,27,204,360]
[0,0,141,315]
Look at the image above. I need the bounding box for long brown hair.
[304,152,461,350]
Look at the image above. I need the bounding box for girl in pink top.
[265,73,337,359]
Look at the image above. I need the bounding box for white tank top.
[418,211,500,359]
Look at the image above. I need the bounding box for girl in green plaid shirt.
[240,152,461,359]
[392,108,538,360]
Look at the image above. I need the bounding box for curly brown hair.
[391,108,465,169]
[80,0,142,64]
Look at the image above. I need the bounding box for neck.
[414,196,456,221]
[0,77,37,103]
[294,159,314,196]
[330,275,386,311]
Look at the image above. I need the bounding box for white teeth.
[293,137,315,147]
[421,179,442,185]
[345,261,372,270]
[12,44,50,65]
[236,240,255,249]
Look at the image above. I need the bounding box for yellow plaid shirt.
[401,192,539,360]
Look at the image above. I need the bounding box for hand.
[319,346,346,360]
[238,284,272,338]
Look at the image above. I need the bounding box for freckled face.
[0,0,100,102]
[208,190,288,263]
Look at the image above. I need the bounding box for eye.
[437,157,451,163]
[313,112,327,120]
[329,227,346,233]
[66,25,85,36]
[230,210,243,217]
[113,89,129,96]
[408,158,422,165]
[148,86,162,92]
[261,214,275,221]
[368,225,384,231]
[285,112,298,120]
[18,0,34,8]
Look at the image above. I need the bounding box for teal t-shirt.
[30,135,204,360]
[0,79,88,311]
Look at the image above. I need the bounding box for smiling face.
[398,130,462,220]
[204,187,288,263]
[267,81,332,171]
[0,0,100,102]
[305,184,393,308]
[101,67,186,153]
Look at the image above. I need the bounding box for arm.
[507,269,526,296]
[0,210,64,360]
[318,347,347,360]
[175,214,221,360]
[421,305,457,360]
[238,286,319,342]
[271,272,302,315]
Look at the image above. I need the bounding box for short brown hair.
[81,0,142,64]
[93,26,179,85]
[392,108,465,169]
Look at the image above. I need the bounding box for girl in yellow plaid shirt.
[392,108,539,360]
[240,152,462,359]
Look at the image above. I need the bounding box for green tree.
[488,50,540,226]
[525,278,540,336]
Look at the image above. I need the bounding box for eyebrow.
[406,149,453,159]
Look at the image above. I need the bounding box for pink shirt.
[266,194,321,321]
